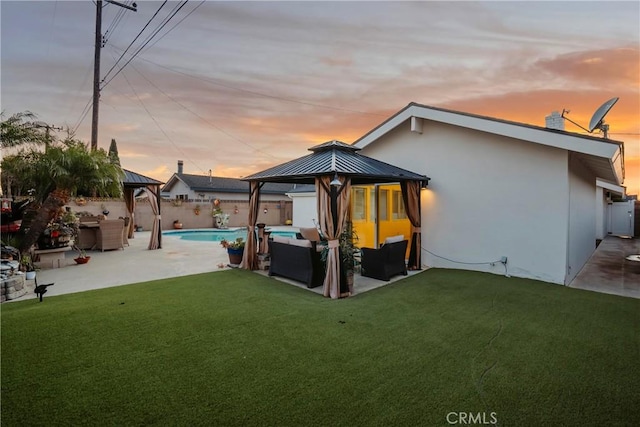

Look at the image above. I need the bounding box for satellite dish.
[588,97,618,135]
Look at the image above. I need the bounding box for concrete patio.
[569,235,640,299]
[8,230,421,301]
[9,232,637,303]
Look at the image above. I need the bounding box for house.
[345,102,625,285]
[161,161,296,224]
[162,161,296,202]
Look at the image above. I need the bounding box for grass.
[2,269,639,426]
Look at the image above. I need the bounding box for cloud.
[535,47,640,88]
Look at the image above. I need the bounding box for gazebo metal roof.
[123,169,164,187]
[243,140,429,185]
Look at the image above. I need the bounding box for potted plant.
[320,221,359,293]
[173,220,183,229]
[213,209,230,229]
[220,237,245,265]
[20,254,37,280]
[194,204,201,215]
[38,210,77,249]
[339,221,359,293]
[73,247,91,264]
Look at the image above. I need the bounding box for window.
[379,189,388,221]
[352,188,366,220]
[369,188,376,222]
[392,190,407,220]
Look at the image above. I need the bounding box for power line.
[129,61,278,161]
[66,62,94,122]
[103,2,128,44]
[73,96,94,134]
[101,1,189,89]
[101,1,168,84]
[120,67,208,175]
[140,0,206,55]
[91,0,138,150]
[129,54,387,117]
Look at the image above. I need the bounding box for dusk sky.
[2,1,639,194]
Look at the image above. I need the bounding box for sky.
[1,1,639,195]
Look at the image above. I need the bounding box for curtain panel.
[400,181,421,270]
[241,182,261,270]
[316,175,351,299]
[145,185,161,250]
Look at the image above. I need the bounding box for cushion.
[384,235,404,245]
[288,239,313,248]
[299,227,321,242]
[271,235,290,244]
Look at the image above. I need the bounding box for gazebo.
[241,140,429,299]
[122,169,164,250]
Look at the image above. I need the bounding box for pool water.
[163,228,298,242]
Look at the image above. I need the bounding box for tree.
[1,111,48,148]
[1,152,37,197]
[17,138,124,253]
[1,111,52,196]
[108,138,121,166]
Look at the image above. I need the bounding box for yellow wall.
[351,184,411,251]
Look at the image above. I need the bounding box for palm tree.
[1,153,35,197]
[1,111,48,148]
[18,139,124,253]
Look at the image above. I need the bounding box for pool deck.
[10,227,419,301]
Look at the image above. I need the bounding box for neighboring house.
[162,161,295,203]
[162,161,296,225]
[288,102,623,286]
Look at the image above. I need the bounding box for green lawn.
[2,269,639,426]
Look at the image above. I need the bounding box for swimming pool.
[163,228,298,242]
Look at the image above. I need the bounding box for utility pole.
[91,0,137,151]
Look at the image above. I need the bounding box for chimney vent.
[177,160,184,174]
[545,111,565,131]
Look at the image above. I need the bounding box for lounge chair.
[360,236,408,281]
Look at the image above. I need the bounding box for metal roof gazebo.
[123,169,164,250]
[241,140,429,299]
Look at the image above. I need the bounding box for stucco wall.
[595,186,607,240]
[566,154,597,284]
[359,119,570,284]
[65,198,291,231]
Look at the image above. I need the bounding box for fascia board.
[596,178,626,196]
[355,105,621,160]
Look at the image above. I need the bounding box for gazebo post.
[156,184,162,249]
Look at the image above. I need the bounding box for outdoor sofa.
[268,233,325,288]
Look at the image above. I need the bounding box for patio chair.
[76,226,97,250]
[360,237,408,281]
[96,219,125,252]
